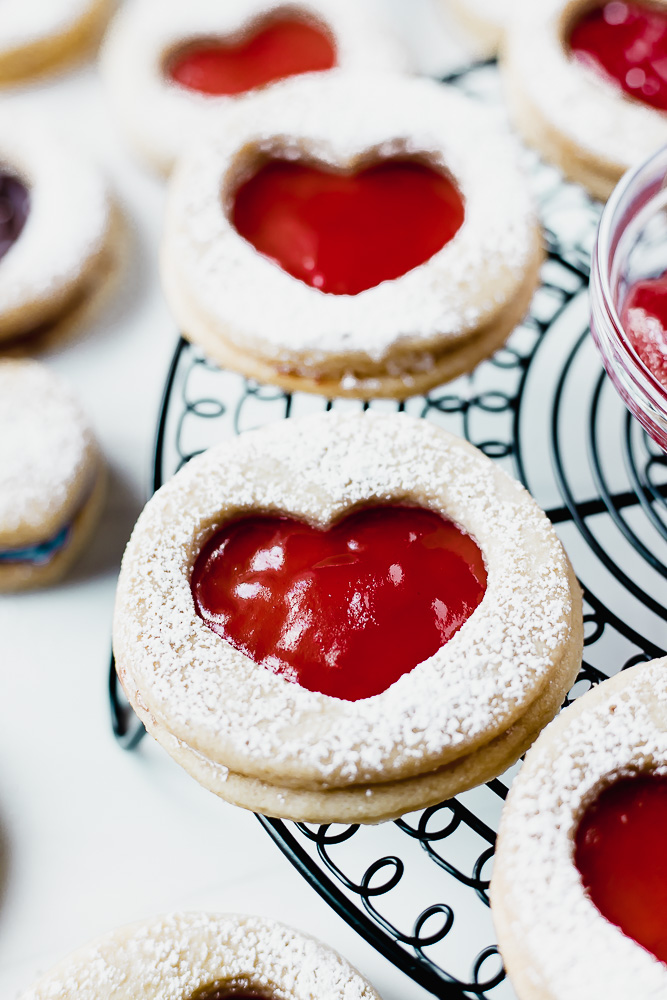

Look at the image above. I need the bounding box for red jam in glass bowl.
[575,773,667,963]
[590,145,667,451]
[191,505,487,701]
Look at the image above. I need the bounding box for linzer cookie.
[0,360,105,591]
[503,0,667,200]
[100,0,406,175]
[0,117,118,350]
[161,72,543,399]
[18,912,381,1000]
[113,412,583,824]
[492,657,667,1000]
[0,0,111,84]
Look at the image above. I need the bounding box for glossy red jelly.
[621,270,667,387]
[570,1,667,112]
[575,773,667,963]
[167,17,336,96]
[192,506,487,701]
[232,159,465,295]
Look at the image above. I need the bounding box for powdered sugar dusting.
[506,0,667,171]
[18,911,379,1000]
[163,72,538,368]
[100,0,407,174]
[493,658,667,998]
[113,412,577,790]
[0,360,96,546]
[0,0,100,51]
[0,112,111,317]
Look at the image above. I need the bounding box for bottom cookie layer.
[168,232,543,400]
[126,573,582,823]
[0,460,106,591]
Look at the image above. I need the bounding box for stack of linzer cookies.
[2,2,667,998]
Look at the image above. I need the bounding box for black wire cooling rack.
[110,62,667,1000]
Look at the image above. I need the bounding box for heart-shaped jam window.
[232,158,465,295]
[192,505,487,701]
[166,16,336,96]
[575,773,667,963]
[622,270,667,387]
[569,1,667,112]
[0,171,29,262]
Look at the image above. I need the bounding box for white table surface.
[0,3,490,997]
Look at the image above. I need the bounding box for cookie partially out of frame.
[113,411,583,824]
[18,912,381,1000]
[0,115,119,350]
[162,72,543,399]
[492,658,667,1000]
[100,0,408,176]
[0,0,112,85]
[0,360,105,591]
[503,0,667,200]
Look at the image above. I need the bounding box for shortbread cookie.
[445,0,515,56]
[113,411,583,823]
[491,657,667,1000]
[100,0,407,176]
[18,911,381,1000]
[0,0,111,85]
[0,360,105,591]
[503,0,667,200]
[162,72,543,399]
[0,116,118,349]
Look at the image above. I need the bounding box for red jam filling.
[575,773,667,963]
[232,159,465,295]
[621,270,667,387]
[0,171,29,261]
[166,17,336,96]
[191,505,487,701]
[570,1,667,112]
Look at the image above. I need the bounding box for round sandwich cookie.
[113,411,583,824]
[0,0,112,85]
[18,911,381,1000]
[503,0,667,201]
[491,657,667,1000]
[100,0,407,176]
[0,359,105,591]
[0,116,119,350]
[444,0,516,56]
[162,72,543,400]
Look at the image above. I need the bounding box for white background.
[0,3,496,998]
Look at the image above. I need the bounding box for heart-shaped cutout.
[569,1,667,112]
[575,773,667,963]
[232,158,465,295]
[192,505,486,701]
[166,16,336,96]
[622,271,667,387]
[0,171,29,262]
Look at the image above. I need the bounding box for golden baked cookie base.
[0,459,106,592]
[122,562,582,823]
[0,207,125,353]
[167,230,543,400]
[503,65,620,202]
[0,0,112,85]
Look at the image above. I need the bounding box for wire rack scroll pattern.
[110,63,667,1000]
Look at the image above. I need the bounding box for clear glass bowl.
[590,144,667,452]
